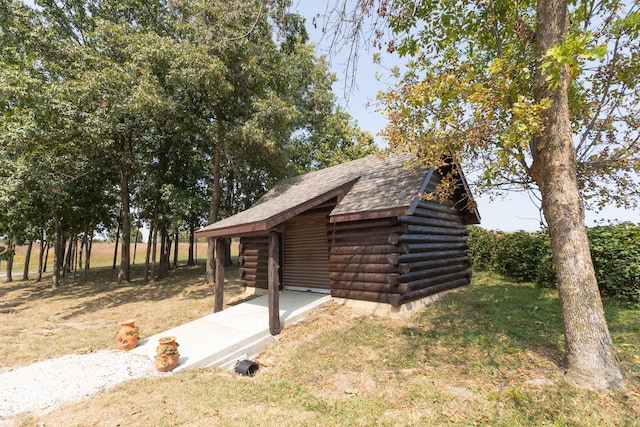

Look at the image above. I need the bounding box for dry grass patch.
[3,270,640,426]
[0,263,243,370]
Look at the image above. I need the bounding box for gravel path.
[0,350,161,425]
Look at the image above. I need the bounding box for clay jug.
[116,319,140,350]
[155,336,180,372]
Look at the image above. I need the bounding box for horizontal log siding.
[329,198,471,306]
[394,200,471,305]
[329,218,403,303]
[239,236,269,289]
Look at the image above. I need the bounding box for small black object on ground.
[235,359,259,376]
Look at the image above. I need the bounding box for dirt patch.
[314,371,378,399]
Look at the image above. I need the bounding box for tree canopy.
[377,0,639,211]
[0,0,377,284]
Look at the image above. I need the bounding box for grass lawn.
[1,268,638,426]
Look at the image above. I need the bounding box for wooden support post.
[214,237,225,313]
[268,231,281,335]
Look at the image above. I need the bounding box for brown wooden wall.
[328,217,403,304]
[329,199,470,306]
[391,199,471,306]
[239,235,270,289]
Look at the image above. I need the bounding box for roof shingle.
[196,153,442,238]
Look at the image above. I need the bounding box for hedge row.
[467,223,640,304]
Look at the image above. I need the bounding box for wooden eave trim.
[450,164,481,224]
[409,168,435,214]
[195,221,265,239]
[406,164,481,224]
[195,179,358,239]
[329,206,411,224]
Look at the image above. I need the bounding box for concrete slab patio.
[130,291,332,373]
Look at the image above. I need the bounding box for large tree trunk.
[118,170,131,283]
[531,0,625,391]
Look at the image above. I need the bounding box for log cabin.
[196,153,480,334]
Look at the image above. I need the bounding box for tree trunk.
[113,219,120,270]
[206,141,222,288]
[158,225,169,279]
[22,240,33,281]
[44,240,49,272]
[187,221,196,266]
[165,228,172,273]
[151,224,158,281]
[83,232,93,283]
[173,230,179,269]
[64,235,74,274]
[79,235,85,277]
[36,229,45,283]
[73,235,78,279]
[144,222,154,281]
[118,170,132,283]
[52,212,62,288]
[133,229,138,265]
[531,0,625,391]
[5,235,13,283]
[59,234,67,279]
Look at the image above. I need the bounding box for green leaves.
[541,31,607,88]
[372,0,639,208]
[0,246,14,261]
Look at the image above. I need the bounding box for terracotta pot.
[155,336,180,372]
[116,319,140,350]
[156,336,178,352]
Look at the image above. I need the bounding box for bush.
[467,226,497,272]
[468,226,555,287]
[467,223,640,304]
[587,223,640,304]
[490,230,555,287]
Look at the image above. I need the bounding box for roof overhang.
[195,180,358,239]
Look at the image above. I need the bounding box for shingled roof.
[196,153,478,238]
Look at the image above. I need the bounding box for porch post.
[268,230,281,335]
[214,237,225,313]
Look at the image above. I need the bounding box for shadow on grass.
[403,273,566,369]
[0,262,243,321]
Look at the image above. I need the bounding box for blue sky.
[293,2,638,231]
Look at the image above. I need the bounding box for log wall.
[329,198,471,306]
[239,235,269,289]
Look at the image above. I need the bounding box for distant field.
[0,240,239,277]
